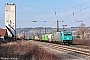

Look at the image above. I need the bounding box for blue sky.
[0,0,90,28]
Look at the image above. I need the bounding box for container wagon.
[41,34,48,41]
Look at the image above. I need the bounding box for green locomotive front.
[52,30,73,45]
[60,30,73,44]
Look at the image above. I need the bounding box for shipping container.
[48,34,53,42]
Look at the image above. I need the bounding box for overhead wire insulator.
[80,5,81,11]
[73,12,74,16]
[32,20,37,22]
[55,8,56,15]
[55,11,56,15]
[44,21,46,22]
[73,7,76,21]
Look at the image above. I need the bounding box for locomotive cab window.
[68,33,72,35]
[64,33,72,35]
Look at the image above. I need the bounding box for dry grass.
[0,40,58,60]
[1,38,90,60]
[73,38,90,46]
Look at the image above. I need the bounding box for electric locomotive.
[52,30,73,45]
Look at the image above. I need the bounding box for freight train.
[30,30,73,45]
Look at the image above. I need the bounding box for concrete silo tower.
[4,3,16,37]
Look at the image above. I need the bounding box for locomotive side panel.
[52,32,61,42]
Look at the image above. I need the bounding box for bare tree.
[77,23,88,38]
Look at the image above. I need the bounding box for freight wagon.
[41,34,48,41]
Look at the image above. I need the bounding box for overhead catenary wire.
[1,1,90,28]
[73,7,75,21]
[0,4,90,23]
[66,5,90,27]
[61,5,90,21]
[65,4,90,27]
[67,17,90,27]
[0,19,63,23]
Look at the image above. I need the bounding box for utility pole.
[45,27,46,34]
[24,29,25,39]
[57,20,59,32]
[20,25,22,35]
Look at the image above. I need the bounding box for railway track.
[32,40,90,57]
